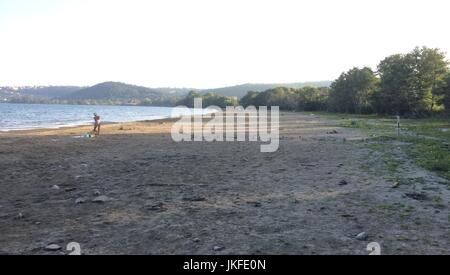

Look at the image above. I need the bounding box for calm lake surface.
[0,103,204,131]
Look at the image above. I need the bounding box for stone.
[93,190,101,196]
[75,198,87,204]
[182,197,206,202]
[246,201,262,207]
[213,246,225,252]
[147,203,164,211]
[405,192,430,201]
[92,195,112,203]
[45,244,62,251]
[356,232,368,241]
[51,185,60,190]
[339,180,348,186]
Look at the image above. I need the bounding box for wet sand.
[0,113,448,255]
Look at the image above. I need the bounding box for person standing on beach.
[93,113,101,135]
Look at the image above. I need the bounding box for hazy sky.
[1,0,449,88]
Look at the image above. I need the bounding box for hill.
[20,86,83,98]
[63,82,163,100]
[201,81,332,98]
[0,86,82,100]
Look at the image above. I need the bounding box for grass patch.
[369,203,415,218]
[320,112,450,180]
[404,138,450,179]
[365,137,407,176]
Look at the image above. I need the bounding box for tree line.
[239,47,450,117]
[240,86,329,111]
[176,91,239,108]
[178,87,330,111]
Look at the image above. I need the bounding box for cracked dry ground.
[0,113,448,254]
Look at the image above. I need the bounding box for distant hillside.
[0,86,82,99]
[1,81,332,105]
[201,81,332,98]
[21,86,82,98]
[62,82,161,100]
[154,87,193,95]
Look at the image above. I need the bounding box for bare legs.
[93,123,101,135]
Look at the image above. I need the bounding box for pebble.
[356,232,368,241]
[339,180,348,186]
[93,190,101,196]
[213,246,225,252]
[92,195,112,203]
[51,185,60,190]
[44,244,62,251]
[246,201,262,207]
[75,198,87,204]
[182,197,206,202]
[405,192,430,201]
[147,203,164,211]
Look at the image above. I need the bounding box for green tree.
[375,47,448,116]
[373,54,410,114]
[298,86,329,111]
[177,91,238,109]
[416,47,449,112]
[176,91,202,107]
[329,67,378,114]
[436,72,450,112]
[240,91,259,107]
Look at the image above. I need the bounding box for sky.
[1,0,449,89]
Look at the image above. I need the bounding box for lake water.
[0,103,205,131]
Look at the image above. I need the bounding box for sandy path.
[0,113,448,255]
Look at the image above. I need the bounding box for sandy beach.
[0,112,448,255]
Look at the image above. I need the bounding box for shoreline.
[0,116,182,137]
[0,102,213,135]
